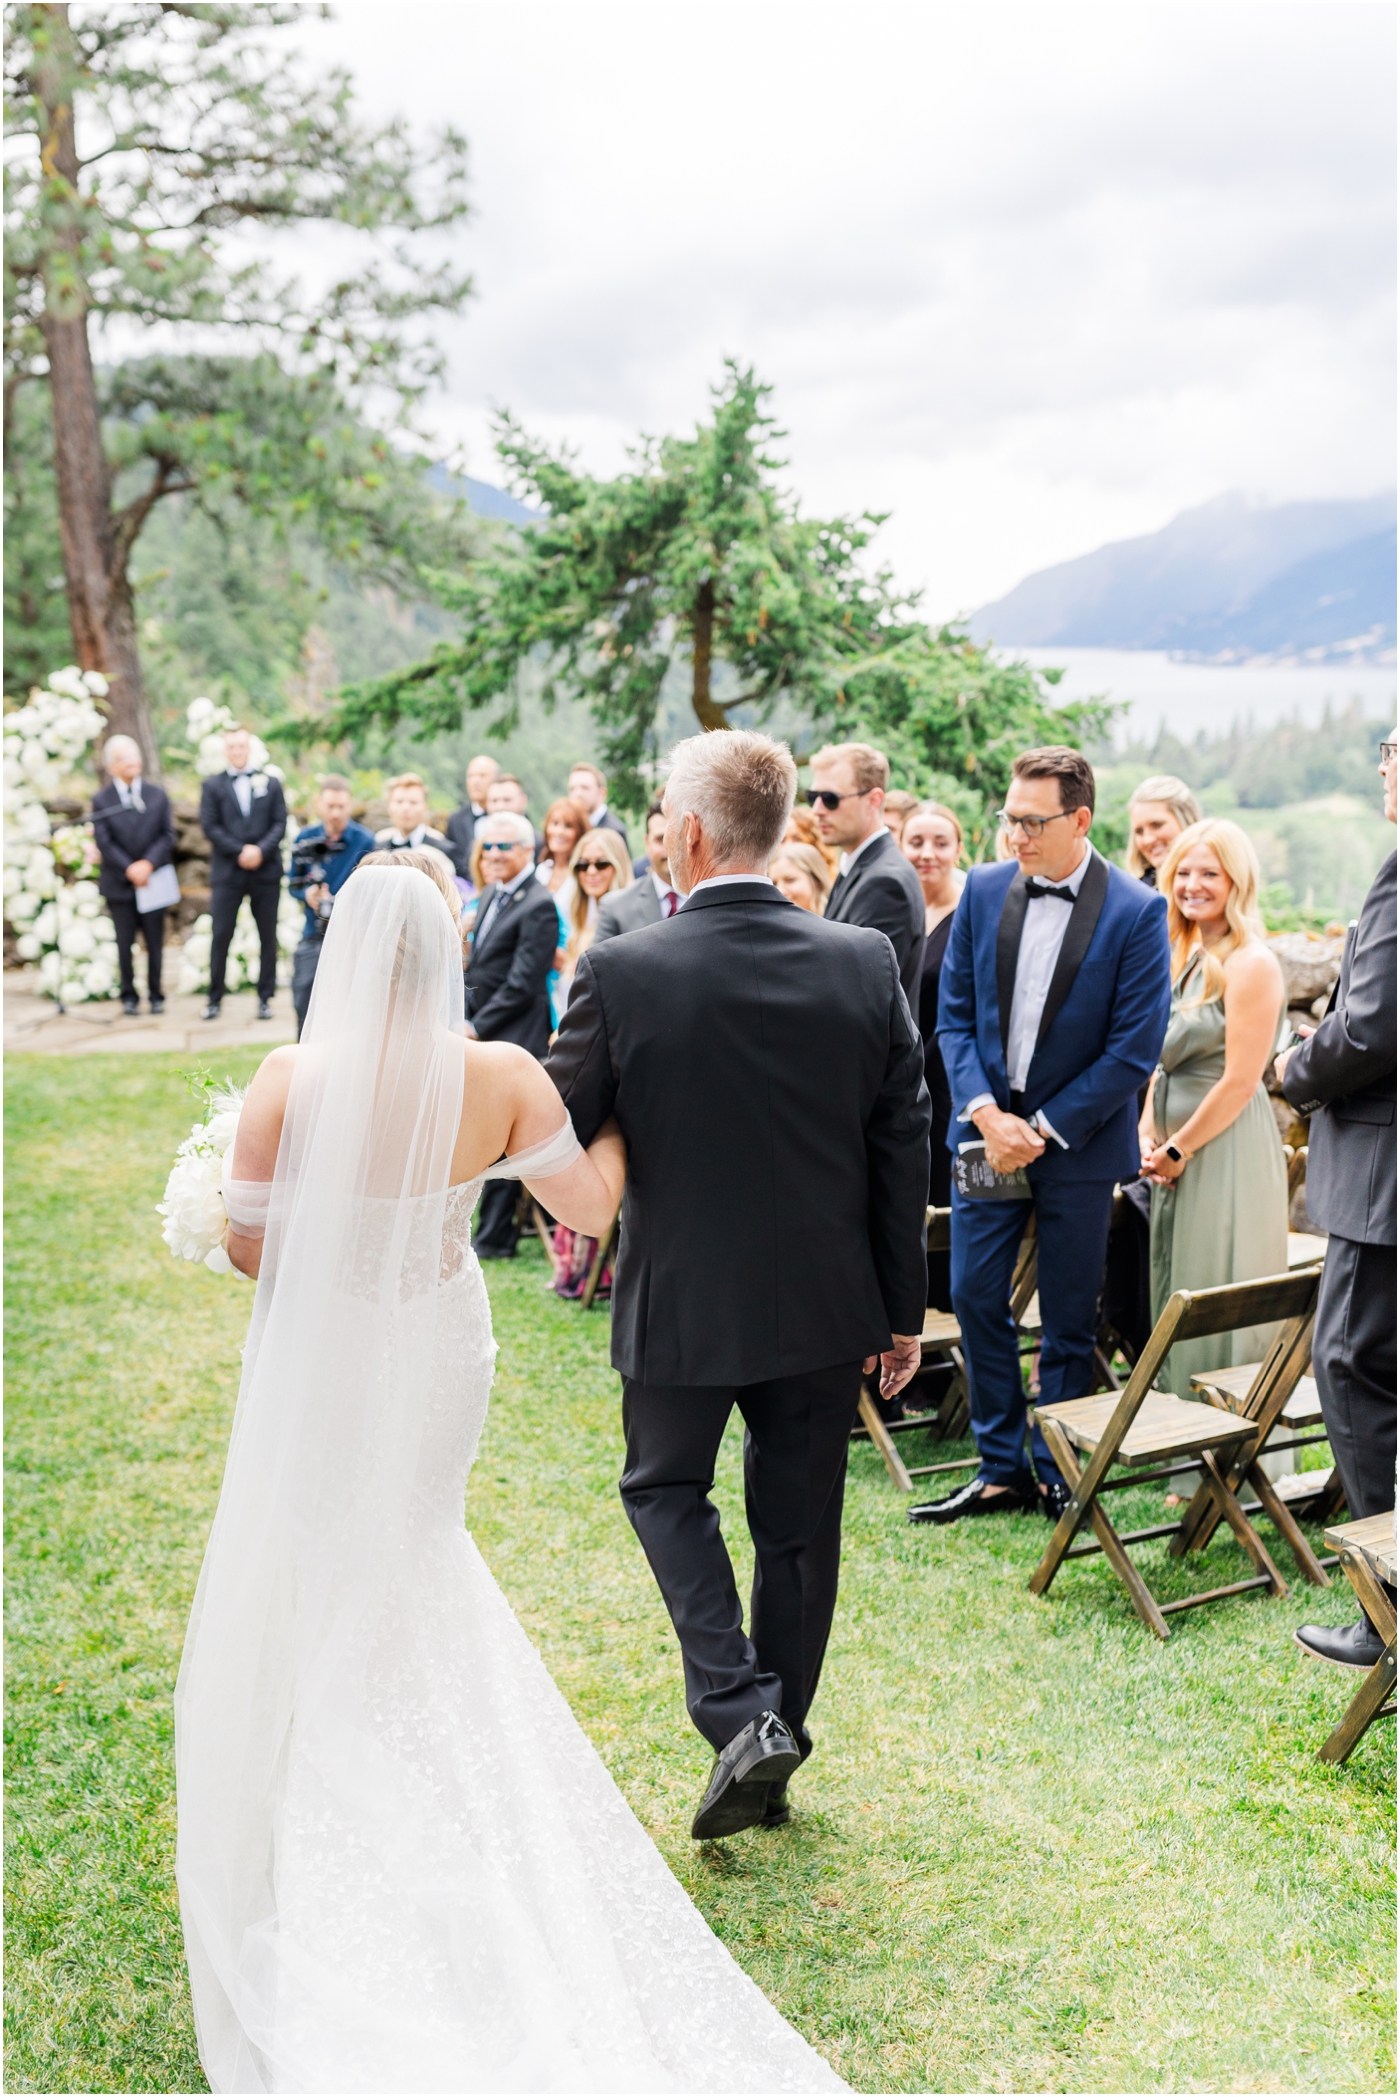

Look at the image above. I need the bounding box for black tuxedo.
[445,804,486,878]
[199,770,287,1003]
[1283,848,1397,1520]
[545,880,929,1751]
[823,826,926,1009]
[466,874,561,1257]
[90,781,177,1001]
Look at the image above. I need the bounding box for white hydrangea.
[2,668,116,1000]
[186,696,283,782]
[157,1086,247,1274]
[177,888,303,995]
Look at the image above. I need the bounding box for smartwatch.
[1163,1141,1187,1164]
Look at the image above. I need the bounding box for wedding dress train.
[175,868,843,2094]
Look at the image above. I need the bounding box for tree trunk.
[35,4,160,778]
[689,576,730,733]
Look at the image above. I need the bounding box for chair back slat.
[1170,1269,1319,1345]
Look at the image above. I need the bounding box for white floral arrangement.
[176,888,305,994]
[186,696,284,782]
[157,1079,247,1274]
[3,667,120,1002]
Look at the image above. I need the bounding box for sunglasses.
[804,788,867,810]
[575,859,616,873]
[479,840,522,854]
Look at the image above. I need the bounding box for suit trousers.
[951,1177,1118,1487]
[619,1360,864,1753]
[209,875,281,1002]
[1312,1234,1396,1524]
[472,1177,522,1258]
[106,897,164,1001]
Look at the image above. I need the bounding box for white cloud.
[252,1,1398,615]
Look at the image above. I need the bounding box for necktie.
[662,890,681,917]
[120,781,144,812]
[1025,878,1076,902]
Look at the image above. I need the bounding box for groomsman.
[445,752,501,877]
[1280,730,1397,1670]
[199,726,287,1021]
[921,745,1171,1524]
[807,742,925,1007]
[90,734,176,1014]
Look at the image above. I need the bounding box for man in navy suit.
[90,733,177,1013]
[916,746,1171,1525]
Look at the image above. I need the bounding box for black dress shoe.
[1041,1478,1074,1521]
[148,997,165,1015]
[908,1476,1036,1525]
[202,1001,221,1021]
[692,1712,801,1841]
[121,995,140,1014]
[1294,1617,1386,1671]
[762,1780,792,1828]
[257,998,274,1020]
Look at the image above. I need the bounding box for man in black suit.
[90,734,177,1014]
[594,801,682,941]
[546,730,930,1840]
[466,812,562,1258]
[1280,729,1397,1672]
[198,726,287,1020]
[568,761,631,856]
[808,741,926,1007]
[445,752,501,876]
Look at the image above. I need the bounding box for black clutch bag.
[953,1141,1031,1201]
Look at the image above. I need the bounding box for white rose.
[15,933,41,959]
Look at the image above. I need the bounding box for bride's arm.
[502,1055,625,1239]
[226,1047,296,1278]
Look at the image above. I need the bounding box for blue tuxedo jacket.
[936,851,1171,1183]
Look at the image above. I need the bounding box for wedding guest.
[917,745,1171,1526]
[568,761,631,853]
[90,733,176,1015]
[1126,774,1202,887]
[882,790,920,844]
[1141,820,1288,1407]
[901,803,966,1305]
[1282,731,1397,1671]
[808,742,926,1006]
[487,773,545,858]
[465,813,561,1260]
[445,753,501,875]
[535,798,589,912]
[782,802,841,879]
[199,725,287,1022]
[768,841,832,914]
[287,777,377,1037]
[595,803,682,940]
[558,829,633,1005]
[375,774,456,876]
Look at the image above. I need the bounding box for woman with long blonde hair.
[1141,818,1289,1408]
[558,826,633,1010]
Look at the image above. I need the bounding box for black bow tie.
[1025,878,1076,902]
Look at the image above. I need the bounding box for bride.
[175,857,844,2095]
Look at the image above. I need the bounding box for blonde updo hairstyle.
[1126,774,1203,877]
[355,848,465,953]
[1159,817,1265,1007]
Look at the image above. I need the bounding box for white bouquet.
[157,1080,247,1275]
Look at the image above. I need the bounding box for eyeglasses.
[1381,742,1397,764]
[996,808,1075,840]
[805,788,868,810]
[479,840,522,854]
[574,859,615,873]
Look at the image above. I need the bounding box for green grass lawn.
[5,1051,1395,2095]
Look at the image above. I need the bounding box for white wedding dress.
[175,867,844,2096]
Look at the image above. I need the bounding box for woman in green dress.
[1140,818,1288,1402]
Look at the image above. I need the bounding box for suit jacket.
[823,827,926,1008]
[546,881,931,1385]
[199,772,287,887]
[90,782,176,904]
[937,851,1171,1183]
[444,805,485,878]
[593,877,663,944]
[464,875,559,1057]
[1282,848,1396,1245]
[591,809,631,852]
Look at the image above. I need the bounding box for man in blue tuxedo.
[915,745,1171,1525]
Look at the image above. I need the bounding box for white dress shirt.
[836,825,886,879]
[649,869,682,907]
[116,777,145,812]
[227,766,254,817]
[679,873,773,907]
[474,859,535,943]
[962,843,1095,1148]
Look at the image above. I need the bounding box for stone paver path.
[5,976,297,1055]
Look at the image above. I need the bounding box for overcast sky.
[292,0,1395,620]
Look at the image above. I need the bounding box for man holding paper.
[916,746,1171,1526]
[91,733,178,1015]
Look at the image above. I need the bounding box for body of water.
[1002,646,1397,746]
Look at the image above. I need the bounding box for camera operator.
[288,778,377,1036]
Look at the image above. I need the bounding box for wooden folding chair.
[1316,1515,1397,1765]
[1029,1269,1322,1638]
[578,1213,619,1310]
[1187,1363,1345,1552]
[855,1208,974,1491]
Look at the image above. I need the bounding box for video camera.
[288,830,352,937]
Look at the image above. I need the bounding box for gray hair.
[1126,773,1203,877]
[103,734,141,767]
[665,730,797,866]
[477,811,535,848]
